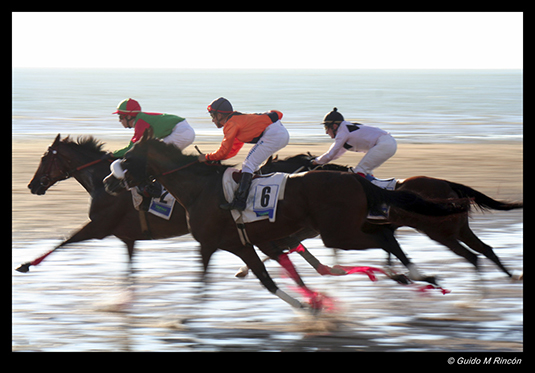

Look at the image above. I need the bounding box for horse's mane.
[282,153,314,161]
[268,153,350,171]
[144,139,234,174]
[62,135,107,155]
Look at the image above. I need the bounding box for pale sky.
[12,12,523,69]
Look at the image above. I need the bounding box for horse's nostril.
[40,176,50,187]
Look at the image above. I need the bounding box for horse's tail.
[443,180,523,211]
[355,176,469,216]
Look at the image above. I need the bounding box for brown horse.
[21,135,333,306]
[19,134,189,273]
[260,153,523,278]
[19,134,329,286]
[105,135,468,309]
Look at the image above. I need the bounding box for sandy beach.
[12,137,523,352]
[13,137,523,241]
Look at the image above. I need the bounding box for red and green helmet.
[113,98,142,116]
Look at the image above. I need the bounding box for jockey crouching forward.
[312,107,397,180]
[312,108,397,219]
[199,97,290,211]
[111,98,196,207]
[112,98,195,157]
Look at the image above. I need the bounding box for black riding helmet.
[207,97,234,114]
[322,107,344,129]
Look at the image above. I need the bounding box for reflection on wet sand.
[13,211,522,352]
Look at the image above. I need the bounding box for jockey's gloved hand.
[308,159,318,170]
[101,152,117,161]
[139,180,162,198]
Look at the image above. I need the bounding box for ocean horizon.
[12,68,523,144]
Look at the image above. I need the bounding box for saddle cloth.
[367,177,397,220]
[222,168,289,223]
[370,177,397,191]
[131,187,176,220]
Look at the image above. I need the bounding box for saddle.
[370,177,397,191]
[231,170,269,183]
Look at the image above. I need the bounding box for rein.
[159,160,200,176]
[41,148,111,186]
[124,159,200,189]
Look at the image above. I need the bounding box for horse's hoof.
[301,302,322,316]
[16,263,31,273]
[512,272,523,281]
[422,276,438,286]
[391,274,411,285]
[235,266,249,278]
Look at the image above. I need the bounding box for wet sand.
[12,138,523,352]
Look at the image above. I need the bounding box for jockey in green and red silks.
[112,98,195,158]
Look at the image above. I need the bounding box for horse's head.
[28,134,70,195]
[29,134,109,195]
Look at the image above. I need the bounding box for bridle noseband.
[39,146,108,188]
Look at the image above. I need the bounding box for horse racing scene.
[13,13,523,356]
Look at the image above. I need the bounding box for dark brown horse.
[19,134,330,286]
[260,153,523,278]
[17,134,395,298]
[20,135,332,306]
[19,134,189,273]
[105,135,468,309]
[18,134,413,309]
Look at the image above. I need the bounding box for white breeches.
[242,120,290,174]
[353,134,397,175]
[162,119,196,151]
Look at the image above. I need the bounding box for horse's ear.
[266,155,273,165]
[273,154,279,161]
[53,133,61,145]
[140,127,154,142]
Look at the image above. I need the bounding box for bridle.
[39,145,109,188]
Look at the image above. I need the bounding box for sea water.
[12,68,522,143]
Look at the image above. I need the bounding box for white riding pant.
[242,120,290,174]
[353,134,397,175]
[162,119,196,151]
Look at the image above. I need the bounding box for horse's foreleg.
[235,256,271,278]
[289,244,347,276]
[236,244,304,310]
[16,220,109,273]
[200,244,217,283]
[276,251,334,311]
[120,239,136,277]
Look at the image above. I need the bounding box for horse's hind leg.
[459,225,512,277]
[378,227,438,285]
[430,234,480,272]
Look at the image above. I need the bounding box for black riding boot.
[220,172,253,211]
[137,180,162,212]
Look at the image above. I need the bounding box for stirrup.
[221,172,252,211]
[220,196,247,211]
